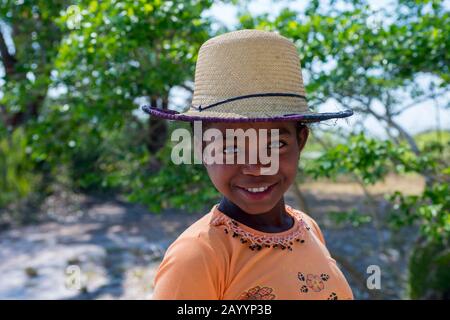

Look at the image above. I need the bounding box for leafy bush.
[126,123,219,213]
[0,128,43,223]
[408,238,450,299]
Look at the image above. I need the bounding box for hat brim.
[141,105,354,123]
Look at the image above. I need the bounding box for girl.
[142,29,354,300]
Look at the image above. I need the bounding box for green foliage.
[389,180,450,243]
[1,0,217,212]
[415,130,450,160]
[304,129,449,299]
[49,0,216,202]
[408,238,450,299]
[415,130,450,145]
[1,0,448,214]
[329,208,372,227]
[55,0,213,127]
[0,1,66,122]
[306,132,449,240]
[0,128,43,224]
[126,128,220,213]
[0,128,41,207]
[305,133,414,184]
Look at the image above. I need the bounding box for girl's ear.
[297,125,309,152]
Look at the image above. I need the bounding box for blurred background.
[0,0,449,299]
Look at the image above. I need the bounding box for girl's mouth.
[236,182,278,200]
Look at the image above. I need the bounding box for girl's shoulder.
[288,206,327,246]
[152,207,229,299]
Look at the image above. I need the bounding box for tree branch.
[179,83,194,94]
[0,28,17,76]
[391,90,449,116]
[338,94,421,156]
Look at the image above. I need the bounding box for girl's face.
[201,121,309,215]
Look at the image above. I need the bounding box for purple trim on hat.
[192,92,307,112]
[141,105,354,123]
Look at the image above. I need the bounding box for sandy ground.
[0,173,422,299]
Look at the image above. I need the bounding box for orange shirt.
[152,204,354,300]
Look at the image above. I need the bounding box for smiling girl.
[143,29,354,300]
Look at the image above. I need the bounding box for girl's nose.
[241,163,262,176]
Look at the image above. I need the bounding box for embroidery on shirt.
[238,286,276,300]
[299,273,347,300]
[328,292,338,300]
[211,205,310,251]
[297,272,330,293]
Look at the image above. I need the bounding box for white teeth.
[245,186,269,193]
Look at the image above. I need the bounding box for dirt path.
[0,196,203,299]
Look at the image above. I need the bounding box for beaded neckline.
[210,204,310,251]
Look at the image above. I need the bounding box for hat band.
[192,93,307,112]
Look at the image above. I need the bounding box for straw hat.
[141,29,353,123]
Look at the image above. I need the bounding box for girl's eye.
[224,145,239,154]
[268,140,286,149]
